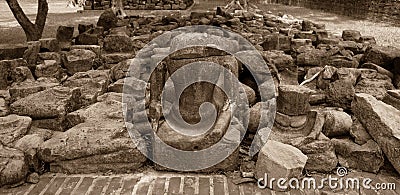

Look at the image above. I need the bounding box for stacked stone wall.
[84,0,194,10]
[268,0,400,24]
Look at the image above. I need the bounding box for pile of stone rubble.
[0,6,399,192]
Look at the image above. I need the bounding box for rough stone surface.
[39,38,60,52]
[0,114,31,147]
[277,85,313,116]
[0,145,27,187]
[23,41,41,65]
[0,59,28,89]
[350,118,372,145]
[355,70,394,100]
[8,79,59,103]
[326,79,355,109]
[63,70,110,106]
[0,44,27,60]
[383,90,400,111]
[63,49,96,75]
[294,134,338,172]
[332,138,384,173]
[56,26,74,49]
[361,45,400,69]
[103,35,135,52]
[96,9,118,31]
[296,48,327,66]
[352,93,400,174]
[34,60,63,78]
[10,86,82,119]
[322,109,352,137]
[342,30,361,42]
[38,93,146,173]
[255,140,307,191]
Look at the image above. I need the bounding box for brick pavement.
[1,171,399,195]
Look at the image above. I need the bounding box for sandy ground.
[0,0,399,47]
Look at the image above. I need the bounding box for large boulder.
[13,134,45,173]
[361,45,400,70]
[296,48,328,67]
[326,78,355,110]
[293,134,338,172]
[0,145,28,187]
[63,49,96,75]
[38,93,146,173]
[332,138,384,173]
[0,115,31,147]
[97,9,118,31]
[255,140,307,191]
[355,69,394,100]
[39,38,60,52]
[56,26,74,50]
[262,51,297,85]
[352,93,400,174]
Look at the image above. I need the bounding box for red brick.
[213,177,225,195]
[42,177,66,195]
[28,177,52,194]
[198,177,210,195]
[120,177,139,195]
[168,177,182,194]
[59,177,81,195]
[136,180,151,195]
[152,177,166,195]
[183,177,196,195]
[104,177,123,195]
[73,177,95,194]
[88,177,110,195]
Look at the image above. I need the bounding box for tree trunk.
[6,0,48,41]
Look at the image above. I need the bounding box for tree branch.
[5,0,35,32]
[35,0,49,36]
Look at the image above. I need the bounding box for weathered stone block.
[56,26,74,50]
[332,138,384,173]
[63,70,110,106]
[63,49,96,75]
[277,85,313,116]
[255,140,307,191]
[0,145,28,187]
[342,30,361,42]
[39,38,60,52]
[0,114,31,147]
[38,93,146,173]
[322,109,352,137]
[10,86,82,119]
[352,93,400,174]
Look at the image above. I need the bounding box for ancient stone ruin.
[0,2,400,194]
